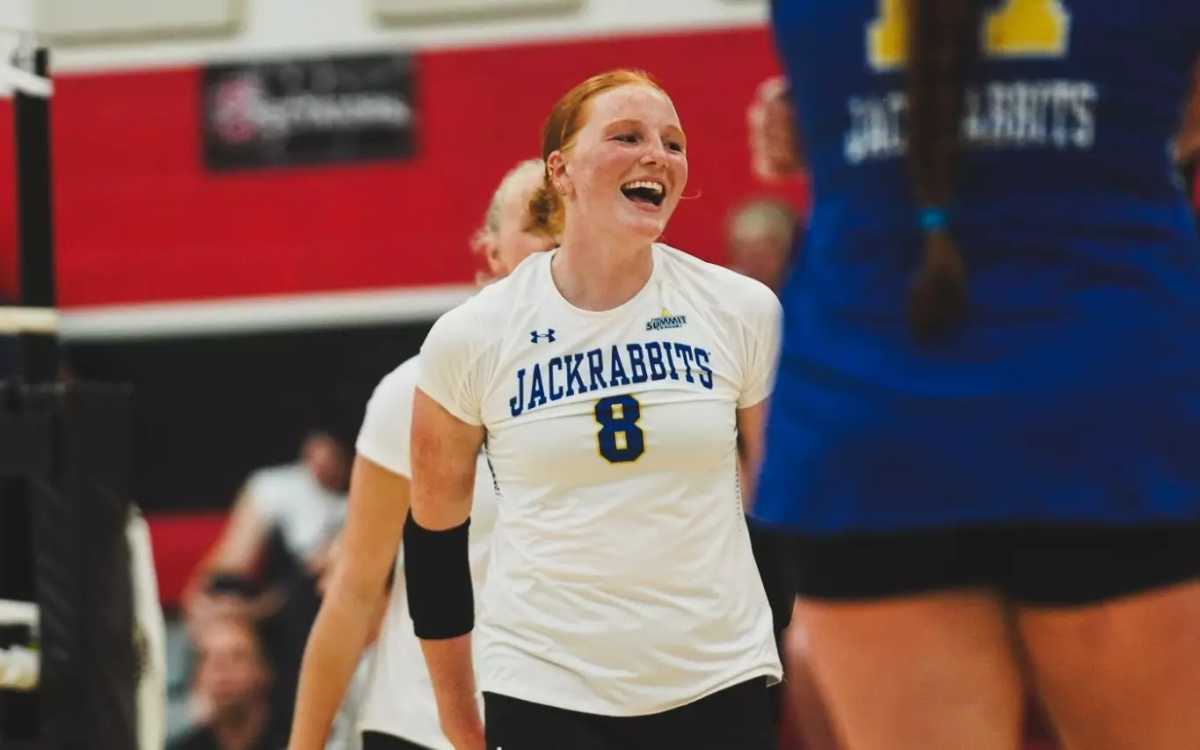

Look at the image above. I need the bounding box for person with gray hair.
[726,197,798,293]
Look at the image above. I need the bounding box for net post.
[14,46,58,383]
[0,41,55,747]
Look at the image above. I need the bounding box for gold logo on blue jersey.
[645,308,687,332]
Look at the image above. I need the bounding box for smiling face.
[548,84,689,244]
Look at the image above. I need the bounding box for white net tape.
[0,26,52,99]
[0,643,38,692]
[0,599,38,692]
[0,306,60,335]
[0,599,37,628]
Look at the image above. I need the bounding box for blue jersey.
[754,0,1200,533]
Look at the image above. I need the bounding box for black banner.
[201,52,417,172]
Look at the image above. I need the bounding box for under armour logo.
[530,329,556,343]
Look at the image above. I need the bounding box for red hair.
[528,69,668,237]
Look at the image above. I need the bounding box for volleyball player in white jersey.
[287,159,556,750]
[405,69,784,750]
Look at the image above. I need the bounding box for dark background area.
[65,321,431,514]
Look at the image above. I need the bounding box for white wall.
[15,0,768,74]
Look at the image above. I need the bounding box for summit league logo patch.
[532,307,691,343]
[527,309,687,345]
[645,308,687,331]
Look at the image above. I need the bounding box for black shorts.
[787,522,1200,606]
[748,520,797,635]
[361,731,435,750]
[483,679,778,750]
[747,519,796,728]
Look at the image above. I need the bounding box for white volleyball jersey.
[417,243,784,716]
[355,356,498,750]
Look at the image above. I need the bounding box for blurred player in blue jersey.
[750,2,1200,749]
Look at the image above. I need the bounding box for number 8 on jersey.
[594,395,645,464]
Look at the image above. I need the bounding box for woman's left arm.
[737,401,769,512]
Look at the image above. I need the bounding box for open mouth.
[620,180,666,208]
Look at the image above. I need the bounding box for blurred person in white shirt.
[289,159,556,750]
[183,431,350,738]
[184,431,349,629]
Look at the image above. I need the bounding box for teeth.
[622,180,665,194]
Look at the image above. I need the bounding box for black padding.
[403,511,474,640]
[0,381,139,750]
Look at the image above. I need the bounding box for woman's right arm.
[409,387,486,750]
[400,296,492,750]
[287,454,409,750]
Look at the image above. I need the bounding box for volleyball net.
[0,33,166,750]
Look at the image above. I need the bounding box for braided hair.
[904,0,984,341]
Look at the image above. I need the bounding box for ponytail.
[904,0,982,342]
[528,171,565,238]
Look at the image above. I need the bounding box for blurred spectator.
[169,617,285,750]
[726,197,799,292]
[184,431,349,615]
[1180,61,1199,216]
[183,430,350,741]
[1179,61,1199,162]
[748,76,806,183]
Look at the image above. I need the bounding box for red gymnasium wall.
[0,27,1195,307]
[0,26,805,306]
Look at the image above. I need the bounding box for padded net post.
[0,382,140,750]
[0,39,58,748]
[14,45,59,382]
